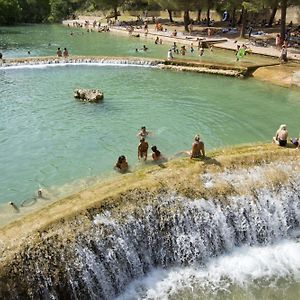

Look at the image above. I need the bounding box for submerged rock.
[74,88,104,103]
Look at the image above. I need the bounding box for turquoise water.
[0,24,275,65]
[0,64,300,208]
[0,24,299,210]
[0,24,300,300]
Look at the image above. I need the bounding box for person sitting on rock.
[189,135,205,158]
[290,135,300,149]
[272,124,288,146]
[115,155,128,172]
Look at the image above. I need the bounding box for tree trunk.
[239,8,247,38]
[184,10,190,31]
[167,9,173,23]
[231,8,236,27]
[268,0,278,27]
[280,0,287,41]
[113,7,118,20]
[197,9,202,22]
[206,8,210,26]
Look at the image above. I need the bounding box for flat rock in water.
[74,89,104,103]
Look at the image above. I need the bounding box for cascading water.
[0,161,300,299]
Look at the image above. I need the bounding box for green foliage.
[242,0,264,12]
[0,0,21,25]
[18,0,50,23]
[0,0,297,25]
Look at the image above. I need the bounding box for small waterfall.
[1,164,300,299]
[0,57,160,69]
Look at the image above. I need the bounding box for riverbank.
[62,19,300,87]
[253,63,300,88]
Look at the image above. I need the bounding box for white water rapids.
[118,238,300,299]
[1,161,300,299]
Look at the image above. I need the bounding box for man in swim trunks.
[190,135,205,158]
[138,138,149,161]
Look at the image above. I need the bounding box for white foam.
[117,239,300,299]
[94,212,117,226]
[0,61,158,70]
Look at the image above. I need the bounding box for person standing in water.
[56,47,62,57]
[138,138,149,161]
[63,48,69,57]
[167,49,174,60]
[137,126,150,138]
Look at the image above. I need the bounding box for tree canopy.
[0,0,297,42]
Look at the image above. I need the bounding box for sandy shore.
[63,19,300,88]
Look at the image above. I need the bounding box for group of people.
[272,124,300,148]
[167,40,213,60]
[114,127,206,173]
[56,47,69,57]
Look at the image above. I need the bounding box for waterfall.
[0,164,300,299]
[0,58,160,70]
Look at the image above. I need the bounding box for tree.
[18,0,50,23]
[150,0,200,30]
[93,0,126,20]
[48,0,70,22]
[280,0,287,41]
[167,9,173,22]
[268,0,279,26]
[0,0,21,25]
[239,0,265,38]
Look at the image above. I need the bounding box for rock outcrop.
[74,88,104,103]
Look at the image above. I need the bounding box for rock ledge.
[74,88,104,103]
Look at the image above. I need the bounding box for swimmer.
[9,201,19,212]
[38,189,43,198]
[151,145,162,161]
[138,138,149,161]
[142,45,148,51]
[115,155,129,173]
[137,126,150,138]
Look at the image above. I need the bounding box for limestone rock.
[74,89,104,103]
